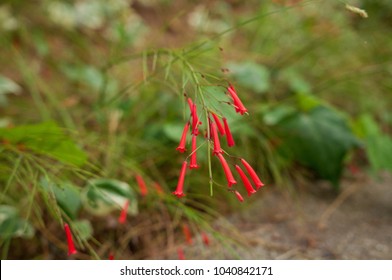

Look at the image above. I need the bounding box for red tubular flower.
[182,224,193,245]
[217,153,237,187]
[118,199,129,224]
[235,165,256,196]
[240,158,265,190]
[187,97,194,114]
[211,121,223,155]
[176,122,190,153]
[109,252,114,260]
[135,174,148,196]
[64,223,77,256]
[177,247,185,260]
[228,85,248,115]
[223,118,235,147]
[173,161,188,198]
[189,135,199,169]
[211,112,225,136]
[234,190,244,202]
[192,104,200,135]
[201,232,210,246]
[153,182,164,194]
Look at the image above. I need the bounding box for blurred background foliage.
[0,0,391,259]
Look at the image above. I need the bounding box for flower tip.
[177,248,186,260]
[189,163,200,169]
[201,232,210,246]
[172,191,186,198]
[118,200,129,224]
[217,153,237,187]
[234,190,244,202]
[235,164,256,196]
[177,122,190,153]
[64,223,77,256]
[256,182,265,190]
[175,146,187,153]
[68,248,78,256]
[182,225,193,245]
[240,158,264,189]
[228,179,237,187]
[135,175,148,197]
[247,189,257,197]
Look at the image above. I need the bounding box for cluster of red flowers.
[62,86,264,258]
[173,84,265,202]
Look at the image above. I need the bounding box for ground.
[178,172,392,259]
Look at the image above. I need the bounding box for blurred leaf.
[275,106,359,188]
[227,61,270,93]
[32,30,49,57]
[73,219,93,241]
[0,75,21,106]
[296,92,324,112]
[82,179,138,216]
[263,105,296,126]
[354,114,392,172]
[163,122,186,143]
[0,75,21,95]
[0,118,11,128]
[61,64,104,91]
[0,122,87,166]
[281,69,311,94]
[0,205,34,239]
[40,178,81,220]
[61,64,118,100]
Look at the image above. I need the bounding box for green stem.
[176,54,214,196]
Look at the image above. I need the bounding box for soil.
[181,172,392,259]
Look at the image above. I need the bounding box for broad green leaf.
[72,219,93,241]
[0,205,34,239]
[82,179,138,216]
[40,178,82,220]
[296,92,323,112]
[227,61,270,94]
[263,105,296,126]
[354,114,392,172]
[0,122,87,166]
[275,106,360,188]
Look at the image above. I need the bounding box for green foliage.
[40,178,82,220]
[0,205,34,239]
[0,122,87,167]
[82,179,138,216]
[227,61,270,94]
[354,114,392,173]
[1,0,392,259]
[273,105,359,188]
[73,219,93,241]
[163,122,187,143]
[0,75,21,106]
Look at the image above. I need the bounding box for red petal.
[223,118,235,147]
[235,165,256,196]
[240,159,265,190]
